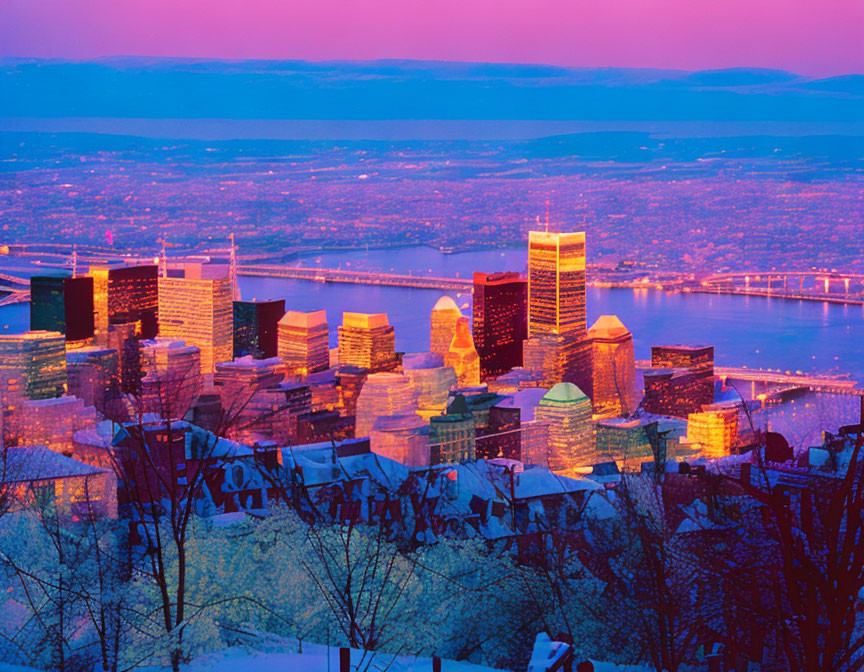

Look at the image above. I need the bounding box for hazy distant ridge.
[1,59,861,121]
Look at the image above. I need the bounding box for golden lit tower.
[338,312,398,373]
[445,316,480,388]
[588,315,637,417]
[157,266,233,375]
[430,295,463,360]
[527,230,586,337]
[533,382,595,473]
[278,310,330,375]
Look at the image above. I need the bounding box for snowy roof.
[1,446,109,483]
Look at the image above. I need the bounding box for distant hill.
[0,58,861,121]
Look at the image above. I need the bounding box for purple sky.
[1,0,863,76]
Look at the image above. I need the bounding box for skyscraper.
[233,299,285,359]
[524,229,592,398]
[527,231,586,337]
[157,269,233,375]
[338,312,398,373]
[430,295,462,360]
[588,315,637,417]
[0,331,67,400]
[30,274,95,343]
[278,310,330,375]
[354,372,419,437]
[472,271,527,380]
[445,316,481,388]
[643,345,715,418]
[533,382,595,473]
[89,264,159,341]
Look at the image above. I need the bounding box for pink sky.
[1,0,863,76]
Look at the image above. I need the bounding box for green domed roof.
[541,382,588,404]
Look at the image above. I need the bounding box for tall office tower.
[89,264,159,341]
[370,414,430,467]
[643,345,715,418]
[30,275,95,343]
[402,352,457,419]
[354,372,419,437]
[138,339,203,417]
[472,271,527,380]
[0,331,66,401]
[338,312,398,373]
[445,317,480,388]
[214,356,288,443]
[430,296,462,360]
[475,405,522,460]
[525,230,592,397]
[533,382,595,473]
[588,315,637,418]
[527,231,586,337]
[278,310,330,375]
[66,347,121,411]
[157,270,232,375]
[687,407,739,459]
[429,394,476,464]
[233,299,285,359]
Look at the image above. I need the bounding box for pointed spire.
[229,232,241,301]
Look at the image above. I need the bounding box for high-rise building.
[138,339,203,417]
[66,347,121,411]
[595,417,655,467]
[0,331,67,401]
[278,310,330,375]
[338,312,398,373]
[643,345,715,418]
[89,265,159,341]
[588,315,637,417]
[430,296,462,360]
[445,316,480,388]
[157,270,233,375]
[354,372,419,437]
[472,271,527,380]
[429,394,476,464]
[533,382,595,473]
[525,230,592,398]
[30,275,95,343]
[402,352,457,420]
[527,231,586,337]
[233,299,285,359]
[687,407,739,459]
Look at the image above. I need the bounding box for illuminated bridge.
[698,271,864,304]
[239,265,474,292]
[714,367,864,397]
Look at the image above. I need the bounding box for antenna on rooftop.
[545,200,550,233]
[71,244,77,279]
[160,238,168,278]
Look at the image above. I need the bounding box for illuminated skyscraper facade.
[89,265,159,341]
[278,310,330,375]
[527,231,586,337]
[687,407,739,459]
[233,299,285,359]
[643,345,715,418]
[30,275,95,343]
[430,296,462,360]
[157,274,233,375]
[445,316,480,388]
[534,382,595,473]
[588,315,637,417]
[0,331,67,400]
[338,312,398,373]
[472,271,527,380]
[354,372,419,437]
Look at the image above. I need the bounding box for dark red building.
[472,271,527,380]
[233,299,286,359]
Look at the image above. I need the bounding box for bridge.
[238,265,474,292]
[698,271,864,305]
[714,367,864,397]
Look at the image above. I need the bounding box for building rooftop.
[587,314,631,340]
[431,295,461,313]
[541,382,589,404]
[342,312,389,329]
[278,309,327,329]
